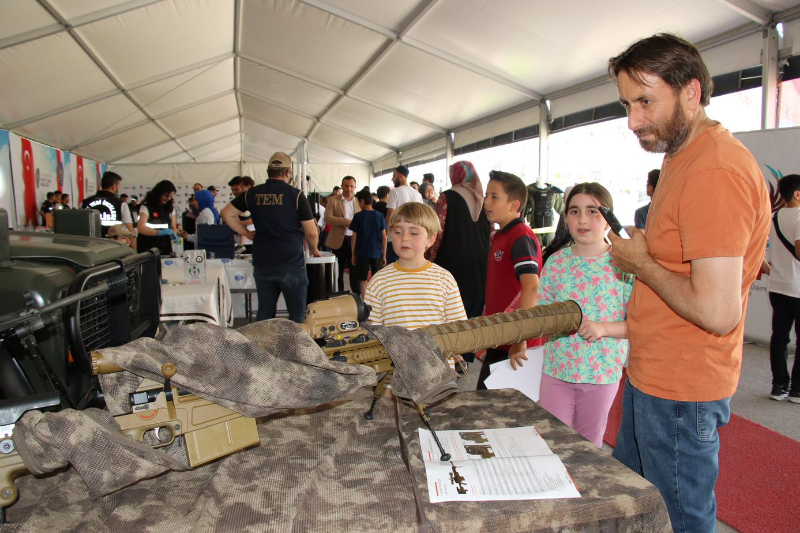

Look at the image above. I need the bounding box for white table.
[203,254,337,321]
[160,260,233,326]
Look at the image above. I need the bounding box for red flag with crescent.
[20,138,37,228]
[77,156,85,204]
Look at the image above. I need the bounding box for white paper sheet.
[419,427,580,503]
[484,346,544,402]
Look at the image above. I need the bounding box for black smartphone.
[598,206,629,238]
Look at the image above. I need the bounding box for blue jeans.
[612,380,730,533]
[253,265,308,323]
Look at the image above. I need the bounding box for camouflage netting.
[13,408,189,497]
[6,390,672,532]
[96,319,379,417]
[10,319,459,497]
[363,323,458,405]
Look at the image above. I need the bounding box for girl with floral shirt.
[538,182,634,447]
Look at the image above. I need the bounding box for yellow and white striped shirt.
[364,262,467,329]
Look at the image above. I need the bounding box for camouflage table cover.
[2,389,670,532]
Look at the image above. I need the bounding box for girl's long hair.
[542,182,614,265]
[143,180,177,213]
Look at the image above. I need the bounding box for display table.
[205,254,338,321]
[5,389,670,532]
[160,260,232,326]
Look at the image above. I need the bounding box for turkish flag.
[20,138,37,228]
[77,156,85,204]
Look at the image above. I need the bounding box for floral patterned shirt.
[539,247,634,384]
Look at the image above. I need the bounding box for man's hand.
[508,341,528,370]
[578,318,605,342]
[608,226,651,275]
[380,256,387,267]
[245,229,256,241]
[351,254,357,265]
[309,247,322,257]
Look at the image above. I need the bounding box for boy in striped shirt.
[364,202,467,369]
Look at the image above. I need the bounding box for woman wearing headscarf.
[428,160,490,334]
[183,189,220,243]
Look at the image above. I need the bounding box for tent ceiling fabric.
[1,0,799,168]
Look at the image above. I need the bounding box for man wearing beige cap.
[222,152,321,323]
[107,224,135,248]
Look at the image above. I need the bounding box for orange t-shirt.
[627,124,770,402]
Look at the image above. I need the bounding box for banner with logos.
[0,130,15,226]
[4,130,108,228]
[8,132,60,229]
[736,127,800,345]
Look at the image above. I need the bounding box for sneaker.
[770,385,789,400]
[789,390,800,404]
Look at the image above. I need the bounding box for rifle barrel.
[424,301,582,357]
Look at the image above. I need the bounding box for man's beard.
[634,101,692,155]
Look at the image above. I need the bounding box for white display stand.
[735,127,800,347]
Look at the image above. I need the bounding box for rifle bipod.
[417,404,450,461]
[362,376,450,461]
[363,373,390,420]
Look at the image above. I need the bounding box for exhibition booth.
[2,1,800,532]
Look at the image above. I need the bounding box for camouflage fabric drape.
[7,390,671,532]
[10,319,460,498]
[97,319,378,418]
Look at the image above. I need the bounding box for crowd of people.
[69,33,793,533]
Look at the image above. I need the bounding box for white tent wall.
[399,137,446,166]
[784,16,800,54]
[307,163,370,194]
[454,107,539,149]
[240,162,370,195]
[372,153,398,176]
[110,163,241,189]
[1,0,800,205]
[444,26,791,160]
[112,162,240,224]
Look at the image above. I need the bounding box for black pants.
[332,236,357,293]
[769,291,800,391]
[476,347,509,390]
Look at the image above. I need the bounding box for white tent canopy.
[2,0,800,191]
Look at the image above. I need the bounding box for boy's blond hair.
[388,202,440,237]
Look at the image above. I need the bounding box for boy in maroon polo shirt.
[476,171,543,389]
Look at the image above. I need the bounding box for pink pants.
[538,374,620,447]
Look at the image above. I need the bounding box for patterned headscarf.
[449,161,484,222]
[194,189,220,224]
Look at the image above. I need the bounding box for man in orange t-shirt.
[607,34,770,533]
